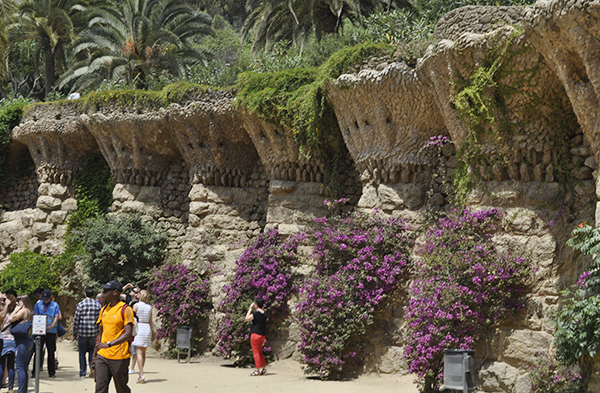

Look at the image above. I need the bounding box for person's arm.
[48,304,59,329]
[95,323,133,350]
[149,308,155,341]
[245,303,256,322]
[73,304,81,338]
[0,297,10,321]
[9,304,27,322]
[91,325,103,369]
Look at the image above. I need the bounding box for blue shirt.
[34,300,60,334]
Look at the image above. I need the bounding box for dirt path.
[32,341,419,393]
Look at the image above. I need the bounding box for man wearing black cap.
[92,280,134,393]
[32,289,60,378]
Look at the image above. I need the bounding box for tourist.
[93,280,134,393]
[125,284,139,375]
[0,290,17,392]
[9,295,32,393]
[245,298,267,376]
[32,290,59,378]
[131,290,154,384]
[73,287,101,378]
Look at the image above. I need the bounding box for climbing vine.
[0,98,29,188]
[451,27,577,204]
[236,43,392,197]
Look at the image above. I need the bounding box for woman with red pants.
[245,298,267,376]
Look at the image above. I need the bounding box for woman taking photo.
[132,290,154,384]
[9,295,32,393]
[245,298,267,376]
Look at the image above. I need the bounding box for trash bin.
[176,326,192,363]
[443,349,475,393]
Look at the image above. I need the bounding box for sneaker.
[79,375,86,379]
[55,360,59,370]
[49,375,57,379]
[128,369,135,374]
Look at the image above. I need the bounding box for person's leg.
[94,356,112,393]
[257,335,266,369]
[45,333,56,377]
[78,337,87,377]
[136,347,146,381]
[129,345,136,373]
[110,358,131,393]
[15,339,29,393]
[85,337,96,375]
[7,352,14,390]
[250,333,263,370]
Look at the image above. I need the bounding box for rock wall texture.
[1,1,600,392]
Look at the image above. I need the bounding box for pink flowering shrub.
[527,352,582,393]
[296,209,414,378]
[217,229,303,365]
[148,263,212,351]
[404,208,530,392]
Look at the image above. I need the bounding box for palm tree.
[11,0,97,98]
[0,0,16,84]
[242,0,380,52]
[60,0,213,91]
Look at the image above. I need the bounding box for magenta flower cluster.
[217,228,303,365]
[422,135,450,149]
[527,352,582,393]
[296,210,414,378]
[403,208,530,392]
[148,263,212,349]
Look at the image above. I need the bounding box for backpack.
[101,302,137,342]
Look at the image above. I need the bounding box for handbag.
[57,321,66,337]
[10,320,32,338]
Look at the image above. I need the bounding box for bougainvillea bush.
[296,207,414,378]
[148,262,212,351]
[217,229,304,365]
[527,352,582,393]
[403,208,530,392]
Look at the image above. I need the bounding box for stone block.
[120,201,150,213]
[206,188,233,204]
[137,186,161,203]
[478,361,519,392]
[202,215,249,231]
[189,185,208,202]
[269,180,297,195]
[2,211,23,223]
[32,223,53,238]
[113,184,140,202]
[501,329,552,365]
[37,196,62,211]
[61,198,78,211]
[189,202,213,216]
[357,184,378,209]
[49,184,69,198]
[378,184,404,210]
[37,183,50,196]
[278,223,301,235]
[188,214,202,227]
[379,346,406,374]
[526,182,560,206]
[48,211,69,225]
[33,210,48,222]
[296,182,323,196]
[232,188,258,206]
[267,206,295,224]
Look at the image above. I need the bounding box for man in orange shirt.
[92,280,134,393]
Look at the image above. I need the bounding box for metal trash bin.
[443,349,475,393]
[176,326,193,363]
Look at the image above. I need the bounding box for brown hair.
[6,294,16,313]
[16,295,32,320]
[139,290,151,303]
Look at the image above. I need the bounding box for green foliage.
[554,223,600,382]
[0,98,28,186]
[0,251,62,295]
[25,81,217,114]
[526,352,583,393]
[71,214,168,286]
[68,154,113,231]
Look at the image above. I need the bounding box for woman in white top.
[132,290,154,384]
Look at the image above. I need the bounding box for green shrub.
[0,251,61,296]
[0,98,29,186]
[72,214,168,285]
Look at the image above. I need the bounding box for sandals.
[136,376,145,384]
[249,369,261,376]
[259,368,267,376]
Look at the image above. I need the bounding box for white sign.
[32,315,47,335]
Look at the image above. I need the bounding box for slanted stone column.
[8,106,96,257]
[162,98,267,265]
[524,0,600,224]
[328,61,449,217]
[238,110,333,234]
